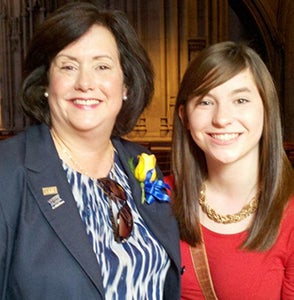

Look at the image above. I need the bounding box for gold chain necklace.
[198,185,258,224]
[51,128,90,176]
[51,128,114,178]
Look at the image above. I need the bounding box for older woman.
[0,2,180,299]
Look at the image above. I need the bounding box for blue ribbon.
[144,170,171,204]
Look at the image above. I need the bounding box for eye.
[53,56,78,71]
[95,64,111,71]
[236,98,249,104]
[58,61,78,71]
[61,65,77,71]
[198,99,213,106]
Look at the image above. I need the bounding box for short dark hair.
[21,2,154,136]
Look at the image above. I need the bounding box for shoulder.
[164,174,174,188]
[0,124,48,164]
[0,132,27,229]
[0,125,53,229]
[283,196,294,224]
[275,196,294,267]
[0,130,25,151]
[180,239,191,255]
[111,137,152,165]
[112,137,150,156]
[0,131,26,172]
[277,196,294,250]
[0,124,48,148]
[0,124,50,191]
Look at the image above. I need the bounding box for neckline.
[61,149,117,181]
[201,224,248,238]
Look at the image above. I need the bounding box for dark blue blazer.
[0,124,180,300]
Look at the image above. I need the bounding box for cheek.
[105,76,124,92]
[47,75,70,110]
[186,114,207,145]
[254,116,264,141]
[48,69,73,94]
[249,106,264,132]
[187,111,208,131]
[48,79,61,94]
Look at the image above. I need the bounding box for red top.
[164,176,294,299]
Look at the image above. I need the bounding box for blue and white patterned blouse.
[62,151,170,299]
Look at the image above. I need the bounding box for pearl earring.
[123,95,127,101]
[44,91,49,98]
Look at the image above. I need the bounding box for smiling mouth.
[210,133,239,141]
[73,99,100,105]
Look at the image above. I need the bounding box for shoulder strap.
[190,240,218,300]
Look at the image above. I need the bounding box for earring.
[44,91,49,98]
[123,95,127,101]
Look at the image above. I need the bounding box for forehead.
[186,68,260,105]
[204,68,257,94]
[213,68,258,91]
[56,24,119,59]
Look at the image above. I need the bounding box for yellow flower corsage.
[129,153,170,204]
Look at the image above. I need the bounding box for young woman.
[168,41,294,299]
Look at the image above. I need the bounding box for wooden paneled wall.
[0,0,293,143]
[0,0,229,138]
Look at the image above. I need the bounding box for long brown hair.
[171,41,294,251]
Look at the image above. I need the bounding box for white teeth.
[211,133,239,141]
[73,99,100,105]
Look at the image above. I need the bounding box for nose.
[212,103,233,127]
[74,67,95,91]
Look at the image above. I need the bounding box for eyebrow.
[203,87,254,101]
[230,87,252,94]
[55,54,114,62]
[206,87,252,96]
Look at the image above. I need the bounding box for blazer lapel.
[112,138,181,269]
[24,125,104,295]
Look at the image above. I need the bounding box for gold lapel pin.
[42,186,58,196]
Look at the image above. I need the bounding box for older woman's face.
[184,68,264,166]
[47,24,127,134]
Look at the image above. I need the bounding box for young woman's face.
[184,68,264,166]
[47,24,127,134]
